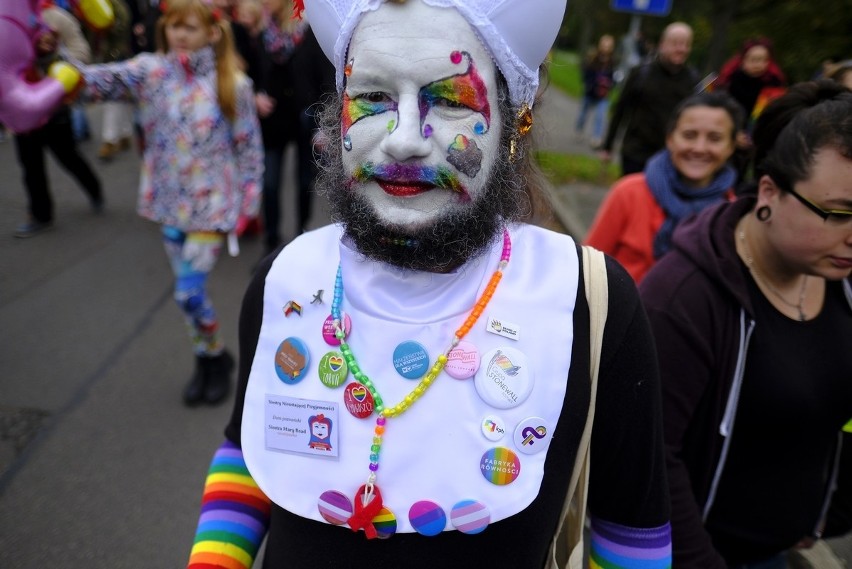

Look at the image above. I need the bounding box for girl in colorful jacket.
[74,0,264,406]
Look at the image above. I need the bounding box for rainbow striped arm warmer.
[187,440,271,569]
[589,518,672,569]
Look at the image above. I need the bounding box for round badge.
[450,500,490,535]
[322,313,351,346]
[343,382,374,419]
[373,506,397,539]
[474,347,534,409]
[481,414,507,442]
[318,351,349,388]
[408,500,447,536]
[445,341,480,379]
[274,337,310,384]
[317,490,353,525]
[392,340,430,380]
[513,417,553,455]
[479,447,521,485]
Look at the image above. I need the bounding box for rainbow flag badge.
[283,300,303,317]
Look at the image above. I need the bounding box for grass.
[537,50,620,187]
[546,50,584,99]
[536,150,621,187]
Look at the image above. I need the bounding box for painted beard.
[315,94,528,273]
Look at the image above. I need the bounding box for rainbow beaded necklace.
[330,229,512,538]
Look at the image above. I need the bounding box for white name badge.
[486,316,521,341]
[265,394,340,458]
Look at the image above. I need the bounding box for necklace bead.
[331,229,512,535]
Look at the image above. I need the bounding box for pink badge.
[445,341,480,379]
[318,490,353,525]
[322,313,351,346]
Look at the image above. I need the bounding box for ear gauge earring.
[509,104,533,163]
[756,206,772,221]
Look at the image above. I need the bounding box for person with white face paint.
[186,2,673,567]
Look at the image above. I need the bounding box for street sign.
[610,0,672,17]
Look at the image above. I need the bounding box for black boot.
[201,350,235,405]
[182,355,207,406]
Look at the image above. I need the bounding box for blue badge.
[392,340,430,380]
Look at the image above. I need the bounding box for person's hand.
[255,92,276,118]
[735,130,752,149]
[597,148,612,163]
[35,30,59,56]
[234,214,255,237]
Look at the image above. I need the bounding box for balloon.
[0,0,112,133]
[0,0,71,133]
[69,0,115,32]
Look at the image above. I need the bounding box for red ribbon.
[347,484,383,539]
[292,0,305,20]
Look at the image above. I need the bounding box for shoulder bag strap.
[547,245,608,569]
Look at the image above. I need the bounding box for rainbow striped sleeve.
[187,440,271,569]
[589,518,672,569]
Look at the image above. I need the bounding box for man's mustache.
[350,162,468,197]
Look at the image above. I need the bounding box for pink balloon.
[0,0,69,133]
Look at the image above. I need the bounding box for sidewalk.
[533,85,610,240]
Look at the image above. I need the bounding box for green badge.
[319,351,349,388]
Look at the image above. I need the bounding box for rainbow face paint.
[342,91,398,140]
[351,162,468,200]
[340,1,501,227]
[418,51,491,134]
[446,134,483,178]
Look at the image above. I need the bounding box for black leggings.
[14,109,102,223]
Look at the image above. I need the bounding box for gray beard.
[314,97,528,273]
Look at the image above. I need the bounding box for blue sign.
[611,0,672,16]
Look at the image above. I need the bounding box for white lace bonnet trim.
[304,0,568,108]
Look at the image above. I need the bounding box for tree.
[559,0,852,83]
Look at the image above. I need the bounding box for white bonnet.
[304,0,568,108]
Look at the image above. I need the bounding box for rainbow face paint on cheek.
[446,134,483,178]
[342,92,399,139]
[418,51,491,132]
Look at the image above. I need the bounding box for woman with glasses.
[639,80,852,569]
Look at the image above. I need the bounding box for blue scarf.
[645,150,735,259]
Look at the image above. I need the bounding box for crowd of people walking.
[4,3,850,569]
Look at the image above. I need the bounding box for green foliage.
[546,51,584,99]
[558,0,852,85]
[535,150,620,186]
[538,52,620,187]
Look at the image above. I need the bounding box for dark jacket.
[255,26,334,149]
[581,51,615,101]
[603,58,699,164]
[639,197,852,568]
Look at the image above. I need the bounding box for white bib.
[242,223,579,534]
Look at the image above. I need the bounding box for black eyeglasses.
[782,184,852,226]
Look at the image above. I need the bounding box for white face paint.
[341,0,502,228]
